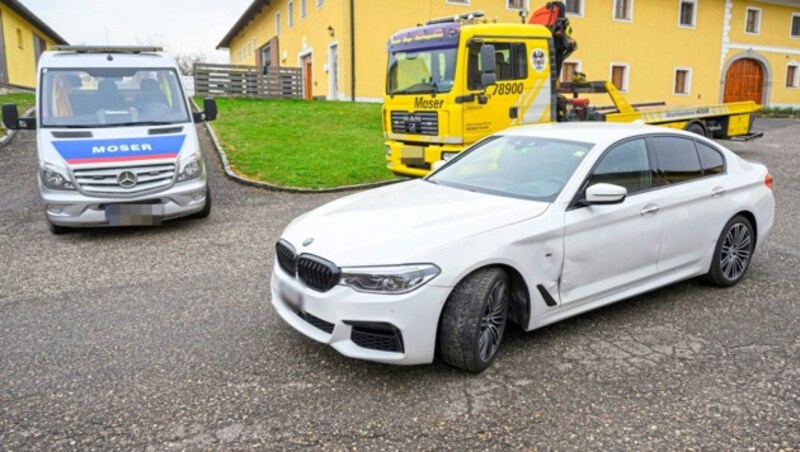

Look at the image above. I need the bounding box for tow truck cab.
[1,46,218,234]
[384,20,556,177]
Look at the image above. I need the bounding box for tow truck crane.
[383,2,762,177]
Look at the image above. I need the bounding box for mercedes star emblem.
[303,238,314,247]
[117,171,138,188]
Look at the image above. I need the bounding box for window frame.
[649,135,726,188]
[16,28,23,49]
[317,0,324,8]
[673,67,692,96]
[301,0,307,19]
[791,13,800,40]
[467,41,529,91]
[506,0,529,12]
[786,62,799,89]
[609,62,630,93]
[745,7,761,35]
[445,0,471,5]
[565,0,584,17]
[612,0,634,23]
[288,0,294,27]
[561,60,582,83]
[678,0,697,29]
[276,11,281,36]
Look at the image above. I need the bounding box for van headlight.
[339,264,440,294]
[178,154,203,181]
[41,166,75,190]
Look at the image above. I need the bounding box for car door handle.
[641,205,660,216]
[712,187,727,197]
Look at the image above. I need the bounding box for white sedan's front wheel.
[438,268,509,373]
[705,215,755,287]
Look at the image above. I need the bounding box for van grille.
[391,111,438,136]
[73,164,176,195]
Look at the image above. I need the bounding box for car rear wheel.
[438,267,509,373]
[705,215,754,287]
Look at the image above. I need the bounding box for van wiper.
[92,121,181,128]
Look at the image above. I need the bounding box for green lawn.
[200,97,395,189]
[0,93,35,131]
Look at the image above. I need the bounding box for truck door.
[461,38,553,145]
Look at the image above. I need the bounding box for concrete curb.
[193,99,406,194]
[0,107,35,149]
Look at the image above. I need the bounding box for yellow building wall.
[228,0,799,106]
[724,0,800,107]
[229,0,350,100]
[0,4,56,88]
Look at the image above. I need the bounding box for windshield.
[428,135,595,202]
[387,47,457,95]
[40,68,190,128]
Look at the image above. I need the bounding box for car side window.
[587,138,652,195]
[696,141,725,175]
[652,137,703,185]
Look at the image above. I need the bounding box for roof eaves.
[217,0,271,50]
[0,0,68,45]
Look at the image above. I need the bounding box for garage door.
[724,58,763,104]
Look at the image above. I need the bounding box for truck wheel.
[686,122,706,137]
[190,187,212,219]
[47,220,71,235]
[704,215,755,288]
[438,267,509,373]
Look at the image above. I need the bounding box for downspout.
[350,0,356,102]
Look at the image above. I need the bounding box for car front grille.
[73,164,176,195]
[298,255,340,292]
[349,322,404,353]
[274,241,340,293]
[391,111,438,136]
[276,240,297,276]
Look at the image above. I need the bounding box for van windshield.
[40,68,190,128]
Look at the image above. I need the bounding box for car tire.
[438,267,510,373]
[47,220,71,235]
[686,122,706,137]
[190,186,212,219]
[704,215,755,287]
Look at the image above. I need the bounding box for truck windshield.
[40,68,190,128]
[387,47,457,95]
[428,135,595,202]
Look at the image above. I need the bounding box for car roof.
[500,122,697,146]
[39,51,177,69]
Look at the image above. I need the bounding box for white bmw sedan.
[271,123,774,372]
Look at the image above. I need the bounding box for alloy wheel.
[720,223,752,281]
[478,280,507,362]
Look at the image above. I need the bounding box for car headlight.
[41,166,75,190]
[178,154,203,181]
[339,264,441,294]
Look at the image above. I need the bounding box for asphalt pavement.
[0,120,797,449]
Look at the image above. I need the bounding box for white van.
[2,46,217,234]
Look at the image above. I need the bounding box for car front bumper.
[270,264,450,365]
[42,178,208,227]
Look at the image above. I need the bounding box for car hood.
[282,180,549,265]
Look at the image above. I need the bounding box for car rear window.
[652,137,703,184]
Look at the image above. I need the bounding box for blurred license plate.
[280,282,304,312]
[106,204,164,226]
[401,146,424,160]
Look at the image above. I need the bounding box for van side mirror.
[193,97,218,123]
[2,103,36,130]
[479,44,497,88]
[585,183,627,205]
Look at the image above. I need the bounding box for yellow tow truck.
[383,3,762,177]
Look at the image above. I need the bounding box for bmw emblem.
[303,238,314,247]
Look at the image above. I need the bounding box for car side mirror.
[193,97,218,123]
[585,183,627,205]
[2,103,36,130]
[479,44,497,89]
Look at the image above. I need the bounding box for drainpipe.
[350,0,356,102]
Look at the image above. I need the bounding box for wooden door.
[302,55,312,100]
[724,58,763,104]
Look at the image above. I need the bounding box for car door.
[560,137,664,304]
[651,136,732,273]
